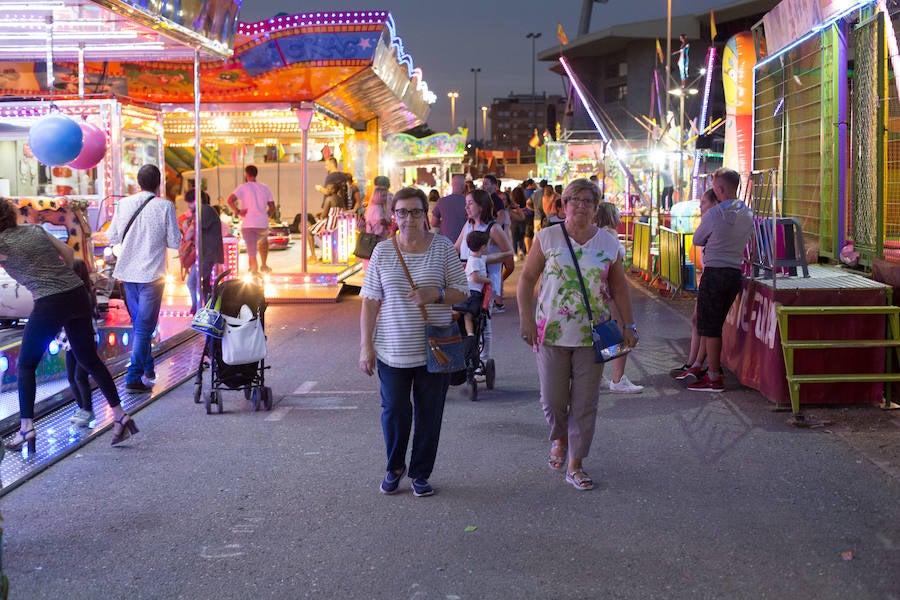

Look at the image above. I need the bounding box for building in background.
[488,93,566,160]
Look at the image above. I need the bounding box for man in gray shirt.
[107,165,181,393]
[431,174,468,243]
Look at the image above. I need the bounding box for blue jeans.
[187,262,215,313]
[19,286,120,418]
[377,360,449,480]
[123,279,165,384]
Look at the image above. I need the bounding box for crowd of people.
[1,157,752,502]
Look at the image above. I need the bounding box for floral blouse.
[534,224,621,347]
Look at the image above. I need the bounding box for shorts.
[242,227,269,252]
[696,267,742,338]
[452,290,484,316]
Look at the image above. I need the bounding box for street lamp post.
[481,106,488,144]
[470,68,481,147]
[526,32,542,153]
[447,91,459,131]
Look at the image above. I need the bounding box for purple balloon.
[68,121,107,170]
[28,114,83,167]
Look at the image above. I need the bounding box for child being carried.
[452,230,492,336]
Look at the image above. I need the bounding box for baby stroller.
[193,271,272,414]
[451,283,495,401]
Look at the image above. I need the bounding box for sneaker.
[379,466,406,494]
[609,376,644,394]
[492,303,506,314]
[143,371,157,384]
[687,374,725,393]
[70,408,94,427]
[411,478,434,497]
[669,363,692,378]
[125,380,153,394]
[675,364,706,381]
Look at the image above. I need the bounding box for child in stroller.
[452,231,495,399]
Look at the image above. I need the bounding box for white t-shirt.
[465,255,487,293]
[233,181,273,229]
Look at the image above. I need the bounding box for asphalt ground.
[1,269,898,599]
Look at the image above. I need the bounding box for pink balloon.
[67,121,107,170]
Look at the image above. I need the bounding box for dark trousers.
[18,286,120,419]
[377,360,449,480]
[65,349,92,411]
[661,186,675,211]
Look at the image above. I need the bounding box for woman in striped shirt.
[359,187,468,497]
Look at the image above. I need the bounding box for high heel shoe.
[5,428,36,453]
[111,414,139,446]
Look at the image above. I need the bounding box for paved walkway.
[1,273,898,599]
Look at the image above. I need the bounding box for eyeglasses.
[393,208,426,219]
[565,197,597,208]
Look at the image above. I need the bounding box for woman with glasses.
[359,187,468,497]
[517,179,638,491]
[454,189,514,359]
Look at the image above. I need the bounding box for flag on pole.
[710,10,717,41]
[557,23,569,46]
[655,39,664,63]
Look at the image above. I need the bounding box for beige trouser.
[536,344,603,459]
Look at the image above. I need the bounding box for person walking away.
[687,168,753,392]
[517,178,638,491]
[533,179,547,230]
[0,199,138,451]
[359,187,468,497]
[660,168,675,212]
[595,202,643,393]
[451,230,492,336]
[508,186,528,259]
[107,164,180,393]
[431,173,468,243]
[226,164,275,275]
[66,258,98,427]
[184,188,224,314]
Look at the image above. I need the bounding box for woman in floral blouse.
[516,178,638,491]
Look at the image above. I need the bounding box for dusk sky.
[240,1,755,133]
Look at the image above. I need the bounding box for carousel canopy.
[0,0,240,60]
[0,10,433,134]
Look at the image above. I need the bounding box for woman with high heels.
[0,198,137,454]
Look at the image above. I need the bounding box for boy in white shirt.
[452,230,492,336]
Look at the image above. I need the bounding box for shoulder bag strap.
[560,222,595,326]
[122,193,155,242]
[391,235,430,323]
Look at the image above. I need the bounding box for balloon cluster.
[28,112,107,170]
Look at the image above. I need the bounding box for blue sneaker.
[379,466,406,494]
[411,478,434,497]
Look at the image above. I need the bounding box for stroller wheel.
[250,387,260,412]
[263,386,273,411]
[485,359,496,390]
[193,383,202,404]
[244,387,252,400]
[217,393,224,414]
[205,391,215,415]
[469,377,478,401]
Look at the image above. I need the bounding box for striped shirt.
[107,191,181,283]
[360,235,467,368]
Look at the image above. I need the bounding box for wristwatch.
[436,288,445,304]
[625,323,637,331]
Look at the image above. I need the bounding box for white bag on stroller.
[221,304,267,365]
